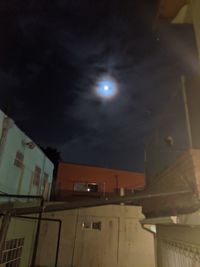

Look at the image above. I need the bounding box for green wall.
[0,109,54,267]
[0,110,54,196]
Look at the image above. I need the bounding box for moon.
[95,76,118,99]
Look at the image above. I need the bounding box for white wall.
[36,205,155,267]
[173,0,200,60]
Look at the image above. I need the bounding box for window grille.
[43,173,48,187]
[74,182,99,193]
[33,166,41,186]
[92,222,101,230]
[158,238,200,267]
[14,152,24,168]
[82,221,102,231]
[0,238,24,267]
[42,173,50,200]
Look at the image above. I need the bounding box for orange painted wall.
[56,162,145,193]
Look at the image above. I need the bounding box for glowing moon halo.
[95,76,118,99]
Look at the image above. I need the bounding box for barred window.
[0,238,24,267]
[42,173,50,200]
[33,166,41,186]
[82,221,102,231]
[43,172,49,187]
[14,152,24,168]
[74,182,99,192]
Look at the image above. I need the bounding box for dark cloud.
[0,0,198,171]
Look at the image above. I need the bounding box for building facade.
[0,109,54,267]
[36,205,155,267]
[140,2,200,266]
[0,109,53,198]
[157,0,200,59]
[55,162,145,200]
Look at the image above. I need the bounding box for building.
[0,109,54,267]
[0,110,154,267]
[0,110,53,198]
[36,205,155,267]
[140,76,200,267]
[143,0,200,218]
[55,162,145,200]
[35,163,155,267]
[140,2,200,266]
[156,0,200,58]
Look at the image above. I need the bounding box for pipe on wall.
[0,117,13,166]
[7,189,195,216]
[0,193,44,267]
[14,215,62,267]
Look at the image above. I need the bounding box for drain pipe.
[29,198,44,267]
[8,189,195,215]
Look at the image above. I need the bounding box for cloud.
[0,0,197,171]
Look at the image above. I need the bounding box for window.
[41,173,48,192]
[88,183,99,192]
[82,221,102,231]
[42,173,51,200]
[14,152,24,168]
[74,182,99,192]
[74,182,87,192]
[92,222,101,230]
[43,173,49,187]
[33,166,41,186]
[43,182,51,201]
[0,238,24,267]
[40,172,49,199]
[82,222,91,229]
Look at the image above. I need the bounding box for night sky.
[0,0,198,171]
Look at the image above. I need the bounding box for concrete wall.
[143,75,200,217]
[172,0,200,59]
[190,0,200,59]
[143,149,200,217]
[36,205,155,267]
[157,0,188,21]
[0,109,54,198]
[56,162,144,198]
[145,82,189,183]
